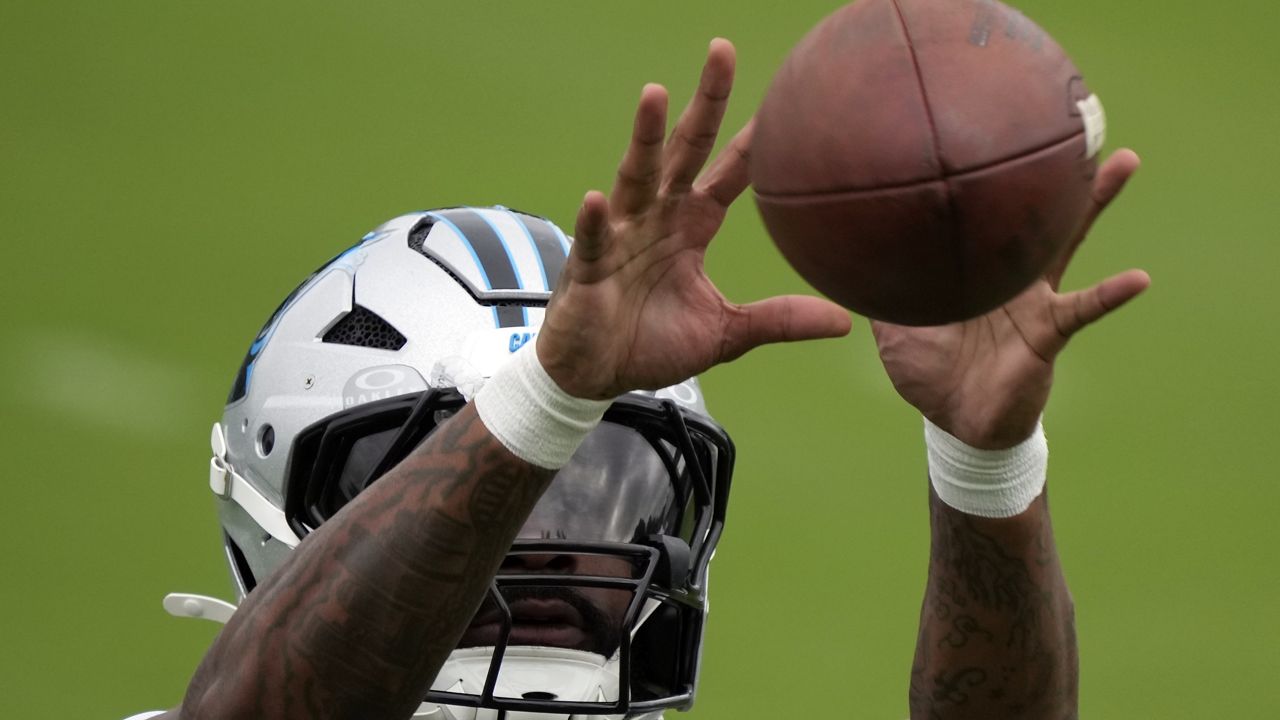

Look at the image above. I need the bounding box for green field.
[2,1,1277,717]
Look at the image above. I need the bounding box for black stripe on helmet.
[437,208,523,292]
[515,213,568,290]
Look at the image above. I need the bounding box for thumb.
[719,295,852,362]
[1051,269,1151,337]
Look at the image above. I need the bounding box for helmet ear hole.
[256,424,276,457]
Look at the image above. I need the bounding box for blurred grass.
[2,1,1277,718]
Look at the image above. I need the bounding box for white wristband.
[924,417,1048,518]
[474,343,611,470]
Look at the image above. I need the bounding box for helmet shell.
[210,207,723,719]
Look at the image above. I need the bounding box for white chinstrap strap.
[924,417,1048,518]
[474,343,610,470]
[209,422,300,547]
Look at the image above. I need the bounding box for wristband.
[474,343,610,470]
[924,417,1048,518]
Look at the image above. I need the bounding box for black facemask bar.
[281,386,735,714]
[430,540,662,715]
[285,389,469,534]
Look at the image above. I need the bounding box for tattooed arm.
[873,150,1148,719]
[156,40,847,720]
[909,488,1076,719]
[176,404,553,719]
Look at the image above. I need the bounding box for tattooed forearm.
[179,403,553,720]
[909,483,1078,720]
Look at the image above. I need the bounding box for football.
[751,0,1107,325]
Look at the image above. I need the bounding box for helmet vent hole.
[257,424,275,457]
[322,305,407,351]
[407,218,435,254]
[522,691,558,701]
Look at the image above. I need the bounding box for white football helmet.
[199,207,736,719]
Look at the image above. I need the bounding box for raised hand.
[873,150,1151,448]
[537,39,851,400]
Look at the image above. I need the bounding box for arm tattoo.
[179,403,553,720]
[909,483,1078,720]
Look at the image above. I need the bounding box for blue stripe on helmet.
[426,211,493,290]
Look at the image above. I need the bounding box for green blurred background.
[2,0,1276,717]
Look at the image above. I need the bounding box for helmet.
[208,207,735,719]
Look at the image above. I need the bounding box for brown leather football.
[751,0,1106,325]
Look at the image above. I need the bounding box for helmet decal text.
[342,365,427,408]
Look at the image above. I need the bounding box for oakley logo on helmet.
[342,365,426,408]
[656,381,700,407]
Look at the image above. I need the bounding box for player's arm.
[171,402,553,720]
[911,488,1074,719]
[159,39,847,720]
[873,150,1150,719]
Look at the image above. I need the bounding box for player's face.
[456,421,678,656]
[458,551,637,656]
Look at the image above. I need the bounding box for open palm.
[538,39,850,399]
[873,150,1150,449]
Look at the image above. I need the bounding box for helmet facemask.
[280,387,735,717]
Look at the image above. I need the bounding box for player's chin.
[459,621,594,652]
